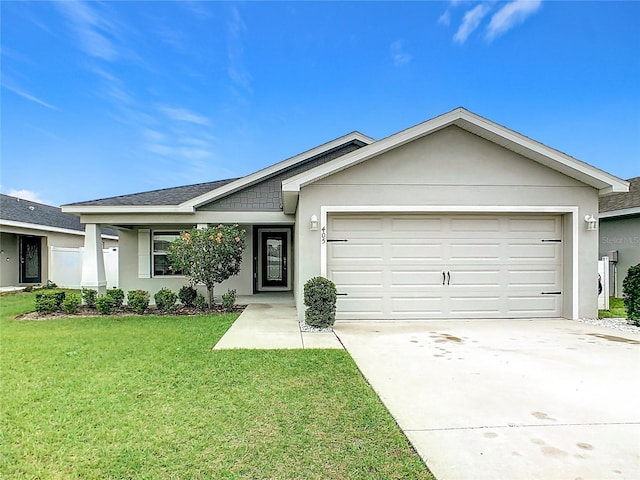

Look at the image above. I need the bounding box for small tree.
[623,263,640,325]
[168,225,246,307]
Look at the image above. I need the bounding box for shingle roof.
[599,177,640,213]
[66,179,237,207]
[0,194,118,236]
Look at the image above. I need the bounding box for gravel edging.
[576,317,640,335]
[299,320,333,333]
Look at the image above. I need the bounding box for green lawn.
[598,297,627,319]
[0,291,433,479]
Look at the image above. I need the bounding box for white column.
[81,224,107,295]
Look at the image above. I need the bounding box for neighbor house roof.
[282,107,630,213]
[599,176,640,218]
[62,131,373,214]
[0,194,118,237]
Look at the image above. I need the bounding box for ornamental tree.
[168,225,246,307]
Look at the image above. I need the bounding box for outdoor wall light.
[310,215,319,231]
[584,214,597,231]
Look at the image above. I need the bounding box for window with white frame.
[152,231,183,276]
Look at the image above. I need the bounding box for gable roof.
[63,132,374,214]
[599,177,640,218]
[281,107,630,213]
[0,194,118,237]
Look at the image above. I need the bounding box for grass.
[0,291,433,479]
[598,296,627,319]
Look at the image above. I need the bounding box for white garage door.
[327,214,563,319]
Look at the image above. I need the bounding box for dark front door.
[20,236,41,284]
[261,232,288,288]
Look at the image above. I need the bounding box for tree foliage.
[168,225,246,306]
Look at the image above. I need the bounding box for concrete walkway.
[213,299,342,350]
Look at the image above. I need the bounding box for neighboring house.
[63,108,628,320]
[0,194,118,288]
[599,176,640,297]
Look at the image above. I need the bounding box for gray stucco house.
[0,194,118,288]
[63,108,629,320]
[599,177,640,297]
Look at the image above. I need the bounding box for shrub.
[194,293,207,311]
[45,280,58,289]
[82,288,98,308]
[221,289,236,312]
[106,288,125,308]
[61,295,81,315]
[96,295,115,315]
[35,292,60,314]
[154,288,177,313]
[23,286,33,292]
[178,285,198,307]
[53,291,66,308]
[623,263,640,325]
[303,276,337,328]
[127,290,150,315]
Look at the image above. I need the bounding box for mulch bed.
[16,305,246,321]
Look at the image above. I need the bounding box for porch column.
[81,223,106,295]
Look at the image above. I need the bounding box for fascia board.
[62,205,195,214]
[599,207,640,219]
[0,219,118,239]
[182,132,375,209]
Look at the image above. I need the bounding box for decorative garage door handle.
[442,272,446,285]
[442,272,451,285]
[540,291,562,295]
[447,271,451,285]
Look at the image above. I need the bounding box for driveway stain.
[431,333,463,343]
[532,411,557,421]
[576,442,593,450]
[586,333,640,344]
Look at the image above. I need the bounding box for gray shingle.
[599,177,640,213]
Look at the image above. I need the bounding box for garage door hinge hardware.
[541,239,562,242]
[326,239,348,243]
[541,291,562,295]
[336,293,348,296]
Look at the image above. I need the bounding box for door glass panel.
[266,238,283,282]
[25,242,40,279]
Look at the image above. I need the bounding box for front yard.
[0,291,433,479]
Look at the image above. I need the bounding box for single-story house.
[63,108,629,320]
[599,176,639,297]
[0,194,118,288]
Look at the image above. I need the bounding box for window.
[153,231,183,276]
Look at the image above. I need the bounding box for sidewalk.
[213,302,343,350]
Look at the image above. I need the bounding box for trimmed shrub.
[154,288,177,313]
[303,276,337,328]
[61,295,81,315]
[623,263,640,325]
[82,288,98,308]
[221,289,236,312]
[35,292,60,314]
[96,295,115,315]
[178,285,198,307]
[127,290,150,315]
[53,291,66,308]
[194,293,207,311]
[106,288,125,308]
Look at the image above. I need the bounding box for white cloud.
[227,5,252,94]
[438,10,451,27]
[158,106,211,126]
[3,84,58,110]
[390,40,412,67]
[454,3,491,44]
[7,189,49,204]
[486,0,542,40]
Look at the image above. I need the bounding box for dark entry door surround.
[254,227,292,292]
[20,236,42,284]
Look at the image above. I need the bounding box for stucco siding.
[118,226,254,303]
[599,216,640,296]
[295,126,600,319]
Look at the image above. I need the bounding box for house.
[599,176,640,297]
[62,108,629,320]
[0,194,118,288]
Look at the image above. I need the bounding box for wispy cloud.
[438,10,451,27]
[454,3,491,44]
[158,106,212,126]
[54,1,121,61]
[390,40,412,67]
[486,0,542,40]
[3,83,58,110]
[6,189,50,204]
[227,5,252,96]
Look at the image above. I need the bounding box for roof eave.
[62,205,195,214]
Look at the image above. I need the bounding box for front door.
[260,231,288,288]
[20,236,42,284]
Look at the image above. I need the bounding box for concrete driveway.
[333,319,640,480]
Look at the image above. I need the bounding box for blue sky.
[2,1,639,207]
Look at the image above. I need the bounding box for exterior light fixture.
[584,214,597,231]
[310,215,319,231]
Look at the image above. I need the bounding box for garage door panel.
[327,214,563,320]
